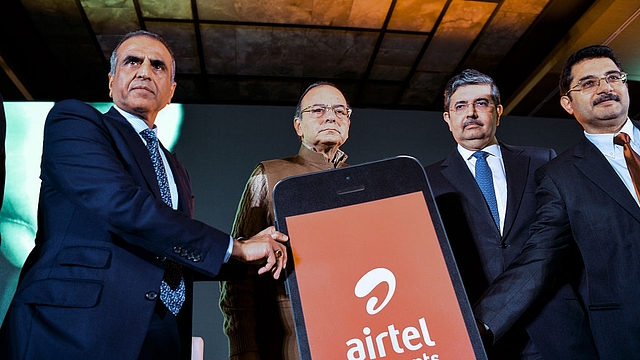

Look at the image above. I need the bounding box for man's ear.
[560,96,574,115]
[443,112,453,132]
[167,82,177,105]
[108,73,114,98]
[293,117,303,138]
[496,104,503,127]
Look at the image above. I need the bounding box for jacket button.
[193,254,202,262]
[173,246,182,254]
[156,256,167,262]
[145,291,158,300]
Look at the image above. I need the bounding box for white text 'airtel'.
[346,317,436,360]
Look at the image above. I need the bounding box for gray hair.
[109,30,176,83]
[294,81,347,119]
[443,69,500,111]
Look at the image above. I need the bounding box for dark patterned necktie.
[614,132,640,200]
[140,128,185,315]
[473,151,500,230]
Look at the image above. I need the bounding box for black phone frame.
[273,155,487,360]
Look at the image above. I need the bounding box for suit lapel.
[501,144,529,239]
[162,145,192,217]
[573,136,640,222]
[103,107,191,220]
[103,107,163,200]
[440,150,498,231]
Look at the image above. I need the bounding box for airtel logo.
[348,268,438,360]
[354,268,396,315]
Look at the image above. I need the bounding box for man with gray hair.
[219,81,351,360]
[0,30,289,360]
[425,69,595,359]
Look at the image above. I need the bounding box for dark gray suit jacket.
[426,143,597,359]
[475,126,640,359]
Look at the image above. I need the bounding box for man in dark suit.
[426,69,596,359]
[0,30,289,360]
[475,45,639,359]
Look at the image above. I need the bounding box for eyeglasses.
[449,99,494,115]
[565,71,628,96]
[300,104,352,119]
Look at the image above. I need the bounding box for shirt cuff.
[224,235,234,263]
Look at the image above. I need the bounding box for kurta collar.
[299,143,348,168]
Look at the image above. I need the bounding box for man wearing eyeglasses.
[425,69,595,359]
[475,44,639,358]
[219,81,350,360]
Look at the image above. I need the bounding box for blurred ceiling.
[1,0,639,118]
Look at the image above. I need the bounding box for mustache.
[593,93,620,106]
[463,119,483,127]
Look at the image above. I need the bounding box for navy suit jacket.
[476,124,640,359]
[0,100,231,359]
[426,143,597,359]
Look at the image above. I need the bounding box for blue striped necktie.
[140,128,185,315]
[473,151,500,230]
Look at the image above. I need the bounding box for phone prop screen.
[273,156,487,360]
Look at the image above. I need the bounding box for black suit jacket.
[426,143,597,359]
[475,125,640,359]
[0,100,231,360]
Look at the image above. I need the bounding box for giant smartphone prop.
[273,156,487,360]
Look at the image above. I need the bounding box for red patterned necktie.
[614,132,640,200]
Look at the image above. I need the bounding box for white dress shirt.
[585,118,640,206]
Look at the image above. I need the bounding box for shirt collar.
[113,104,156,136]
[584,118,635,157]
[458,143,502,161]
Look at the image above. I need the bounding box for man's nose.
[136,61,151,78]
[324,108,337,122]
[466,104,478,117]
[596,77,614,93]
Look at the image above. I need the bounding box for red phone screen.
[285,191,476,360]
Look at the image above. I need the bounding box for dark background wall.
[173,104,583,360]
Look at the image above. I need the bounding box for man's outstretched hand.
[231,226,289,279]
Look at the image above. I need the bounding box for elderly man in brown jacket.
[219,81,352,360]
